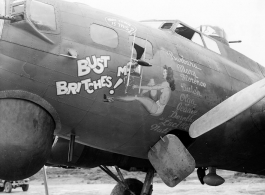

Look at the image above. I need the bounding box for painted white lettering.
[117,66,128,77]
[78,56,111,77]
[101,76,107,87]
[78,60,90,77]
[87,56,97,70]
[162,48,201,70]
[76,82,82,93]
[101,56,110,68]
[180,73,206,88]
[56,81,68,95]
[87,83,94,94]
[181,83,202,97]
[56,55,118,95]
[150,124,170,134]
[180,93,197,106]
[67,83,78,95]
[93,58,104,74]
[105,76,113,88]
[93,79,102,90]
[81,79,92,90]
[169,111,196,123]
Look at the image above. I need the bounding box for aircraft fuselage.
[1,0,265,178]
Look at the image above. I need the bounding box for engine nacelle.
[0,99,54,180]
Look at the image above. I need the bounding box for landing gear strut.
[100,166,154,195]
[140,169,154,195]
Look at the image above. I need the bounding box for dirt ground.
[8,168,265,195]
[8,180,265,195]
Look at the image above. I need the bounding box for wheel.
[110,178,143,195]
[22,184,29,191]
[4,182,12,193]
[0,187,4,192]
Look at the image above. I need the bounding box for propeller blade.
[189,78,265,138]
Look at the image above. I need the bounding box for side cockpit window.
[12,2,25,15]
[129,36,153,60]
[30,0,56,31]
[124,36,153,92]
[202,35,221,54]
[174,23,204,46]
[175,24,193,39]
[160,23,173,30]
[191,32,204,46]
[90,24,118,48]
[127,36,153,77]
[10,0,25,22]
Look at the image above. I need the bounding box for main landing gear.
[99,166,154,195]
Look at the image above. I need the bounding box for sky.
[67,0,265,66]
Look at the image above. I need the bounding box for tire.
[0,187,4,192]
[4,182,12,193]
[110,178,143,195]
[22,184,29,192]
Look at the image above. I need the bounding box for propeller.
[189,78,265,138]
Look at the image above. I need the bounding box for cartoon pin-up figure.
[105,65,175,116]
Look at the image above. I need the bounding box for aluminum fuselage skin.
[1,0,265,175]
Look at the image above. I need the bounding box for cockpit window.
[161,23,173,30]
[175,24,193,39]
[199,25,227,40]
[90,24,118,48]
[30,0,56,31]
[202,35,221,54]
[12,3,25,15]
[191,32,204,46]
[175,23,204,46]
[10,0,25,22]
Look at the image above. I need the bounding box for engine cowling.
[0,99,55,180]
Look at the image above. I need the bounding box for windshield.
[12,3,24,15]
[30,0,56,31]
[198,25,227,40]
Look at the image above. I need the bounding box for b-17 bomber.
[1,0,265,194]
